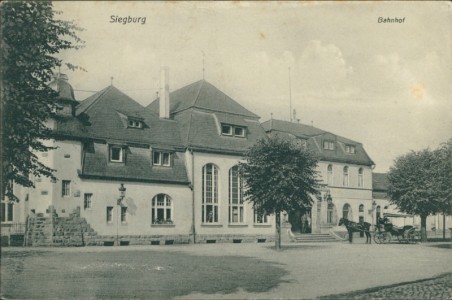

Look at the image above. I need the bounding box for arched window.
[229,166,244,223]
[343,166,349,186]
[151,194,173,224]
[202,164,219,223]
[343,203,351,220]
[327,164,333,186]
[358,168,363,187]
[359,204,364,213]
[376,205,381,221]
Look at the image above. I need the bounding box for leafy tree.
[435,139,452,238]
[1,1,84,201]
[387,143,451,242]
[240,136,321,250]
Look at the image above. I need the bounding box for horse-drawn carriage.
[373,213,417,244]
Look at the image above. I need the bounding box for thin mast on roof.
[110,76,114,86]
[202,50,205,80]
[288,67,292,122]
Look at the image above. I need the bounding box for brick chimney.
[159,67,170,119]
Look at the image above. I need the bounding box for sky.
[54,1,451,173]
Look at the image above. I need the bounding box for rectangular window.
[234,127,244,137]
[106,206,113,223]
[162,153,170,166]
[229,166,244,223]
[121,207,127,223]
[1,202,14,222]
[222,125,232,135]
[84,193,92,209]
[110,146,124,162]
[254,209,268,224]
[62,180,71,197]
[153,151,171,166]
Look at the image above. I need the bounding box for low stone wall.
[87,234,191,246]
[25,207,274,246]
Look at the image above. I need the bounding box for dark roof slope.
[76,85,182,147]
[373,173,389,191]
[147,80,259,118]
[147,80,266,154]
[174,110,266,154]
[263,119,374,166]
[80,143,188,184]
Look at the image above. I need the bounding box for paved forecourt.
[2,240,451,299]
[177,240,452,299]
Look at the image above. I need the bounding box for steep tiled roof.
[62,85,189,184]
[263,119,374,166]
[147,80,266,154]
[147,80,259,118]
[80,143,188,184]
[372,173,389,199]
[373,173,389,191]
[76,85,183,147]
[174,110,266,154]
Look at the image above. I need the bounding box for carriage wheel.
[374,232,384,244]
[406,231,416,244]
[382,232,391,244]
[397,235,406,243]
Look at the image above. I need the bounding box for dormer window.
[323,140,334,150]
[128,119,142,129]
[234,127,245,137]
[345,145,356,154]
[222,125,232,135]
[110,146,124,163]
[153,151,171,167]
[221,123,246,138]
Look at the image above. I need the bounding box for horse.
[338,218,372,244]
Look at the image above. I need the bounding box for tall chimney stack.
[159,67,170,119]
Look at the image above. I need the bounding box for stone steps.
[293,233,339,243]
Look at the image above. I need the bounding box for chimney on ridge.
[159,67,170,119]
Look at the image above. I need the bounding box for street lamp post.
[371,200,377,231]
[117,183,126,246]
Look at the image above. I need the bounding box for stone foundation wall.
[195,234,274,244]
[25,207,274,246]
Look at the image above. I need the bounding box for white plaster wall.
[51,140,83,217]
[79,179,192,236]
[190,151,274,236]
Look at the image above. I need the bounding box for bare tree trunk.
[420,214,428,242]
[443,213,446,240]
[275,209,281,251]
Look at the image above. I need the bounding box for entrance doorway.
[359,216,364,237]
[288,208,312,233]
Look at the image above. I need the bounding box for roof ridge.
[79,86,112,114]
[192,80,204,109]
